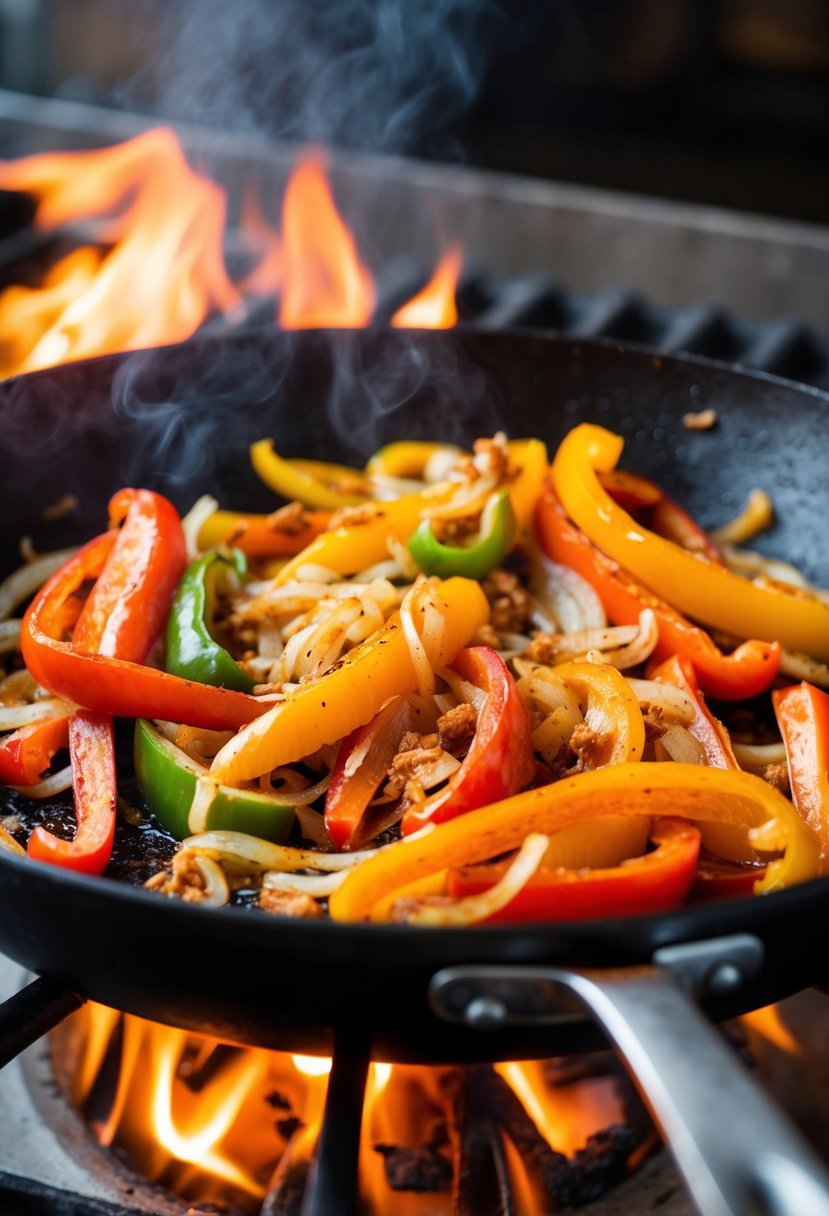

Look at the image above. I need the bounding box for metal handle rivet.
[707,962,743,995]
[465,995,508,1029]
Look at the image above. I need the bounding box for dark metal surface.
[0,327,828,1063]
[0,977,84,1069]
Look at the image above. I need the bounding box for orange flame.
[0,129,239,377]
[391,247,461,329]
[0,129,463,379]
[278,151,375,328]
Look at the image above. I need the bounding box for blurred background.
[0,0,827,223]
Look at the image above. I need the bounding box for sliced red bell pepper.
[446,817,701,923]
[0,713,72,786]
[324,695,418,850]
[599,469,723,564]
[22,533,267,731]
[198,508,332,559]
[651,653,739,769]
[27,712,116,875]
[773,681,829,871]
[400,646,534,835]
[690,855,767,900]
[72,488,186,661]
[535,484,780,701]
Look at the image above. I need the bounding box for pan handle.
[430,937,829,1216]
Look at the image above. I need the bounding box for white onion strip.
[0,699,74,730]
[259,769,331,805]
[732,741,787,772]
[11,765,73,798]
[0,548,78,622]
[262,870,346,896]
[185,829,385,874]
[656,725,706,765]
[779,649,829,689]
[193,854,231,907]
[400,582,436,698]
[626,679,695,725]
[0,620,21,656]
[395,833,549,926]
[529,549,606,633]
[181,495,219,561]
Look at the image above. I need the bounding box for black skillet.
[1,327,829,1216]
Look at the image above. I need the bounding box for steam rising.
[117,0,520,160]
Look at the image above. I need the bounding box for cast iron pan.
[1,328,829,1216]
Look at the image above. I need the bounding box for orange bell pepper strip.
[773,682,829,872]
[551,660,645,766]
[275,439,548,586]
[551,423,829,660]
[535,483,780,700]
[329,762,819,921]
[210,576,490,784]
[446,817,701,923]
[400,646,535,836]
[198,508,331,559]
[0,713,72,786]
[22,534,267,732]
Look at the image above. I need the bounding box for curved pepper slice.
[400,646,535,836]
[198,508,331,558]
[366,441,464,480]
[275,438,548,586]
[552,660,645,767]
[28,711,117,875]
[600,469,723,563]
[408,490,516,580]
[211,576,490,785]
[329,762,819,920]
[71,488,186,662]
[551,423,829,660]
[134,719,295,842]
[22,535,267,731]
[251,440,371,509]
[773,682,829,873]
[535,483,780,700]
[0,713,72,786]
[166,551,255,693]
[446,817,701,923]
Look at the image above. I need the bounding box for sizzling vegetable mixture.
[2,424,828,924]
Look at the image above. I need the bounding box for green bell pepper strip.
[408,489,516,580]
[134,718,295,842]
[165,550,256,693]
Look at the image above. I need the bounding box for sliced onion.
[260,768,331,806]
[779,649,829,689]
[192,854,230,907]
[187,776,220,835]
[400,581,436,698]
[731,741,787,773]
[185,829,385,873]
[11,765,73,798]
[0,548,78,622]
[262,870,346,896]
[181,495,219,561]
[656,724,706,765]
[439,667,487,713]
[423,474,497,522]
[712,489,773,545]
[626,679,695,725]
[393,833,549,926]
[601,609,659,670]
[295,805,336,849]
[529,548,606,633]
[0,699,74,730]
[0,620,21,656]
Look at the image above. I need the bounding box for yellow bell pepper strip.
[210,576,489,785]
[446,817,701,923]
[275,438,548,586]
[198,508,331,559]
[551,660,645,767]
[408,490,516,580]
[773,682,829,872]
[400,646,535,835]
[365,441,464,480]
[551,423,829,661]
[251,440,371,509]
[330,762,819,920]
[535,484,780,700]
